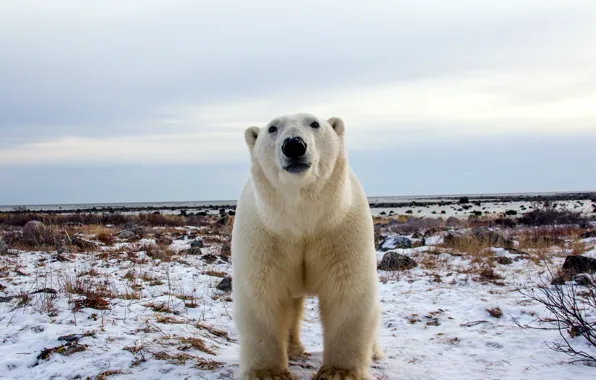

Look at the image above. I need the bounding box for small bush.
[517,280,596,364]
[518,202,587,227]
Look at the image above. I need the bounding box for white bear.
[231,113,382,380]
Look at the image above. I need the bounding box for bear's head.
[244,113,345,186]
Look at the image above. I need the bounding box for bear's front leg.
[288,296,305,357]
[235,292,295,380]
[314,281,378,380]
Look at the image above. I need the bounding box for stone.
[31,287,58,294]
[572,274,594,287]
[201,254,218,264]
[190,239,204,248]
[186,247,202,255]
[22,220,46,243]
[445,217,462,228]
[220,242,231,256]
[0,239,7,254]
[62,344,87,356]
[155,235,173,246]
[562,255,596,274]
[118,230,135,239]
[495,257,513,265]
[216,277,232,292]
[378,252,418,271]
[377,235,412,251]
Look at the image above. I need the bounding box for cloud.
[1,66,595,165]
[1,0,594,144]
[1,1,595,202]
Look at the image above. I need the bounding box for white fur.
[232,113,382,380]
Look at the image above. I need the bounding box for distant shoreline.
[1,191,594,214]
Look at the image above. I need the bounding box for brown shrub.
[518,202,588,227]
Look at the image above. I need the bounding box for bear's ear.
[244,126,260,151]
[328,117,345,136]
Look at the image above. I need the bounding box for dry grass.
[571,241,587,256]
[152,350,195,365]
[196,322,233,342]
[96,369,129,379]
[61,274,115,311]
[204,270,227,278]
[474,266,504,285]
[440,234,494,263]
[155,314,185,324]
[486,307,503,318]
[141,243,176,262]
[143,301,177,314]
[178,337,216,355]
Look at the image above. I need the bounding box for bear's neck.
[252,155,352,237]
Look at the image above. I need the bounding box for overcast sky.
[1,0,595,205]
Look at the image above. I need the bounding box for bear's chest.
[281,236,336,298]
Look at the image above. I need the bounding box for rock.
[377,236,412,251]
[0,239,7,254]
[118,230,135,239]
[216,277,232,292]
[62,344,87,356]
[572,274,594,287]
[58,334,82,343]
[551,276,566,285]
[69,237,98,250]
[201,254,218,264]
[0,296,14,303]
[31,287,58,294]
[445,217,462,228]
[186,247,202,255]
[22,220,46,243]
[124,222,138,230]
[495,257,513,265]
[581,231,596,239]
[155,235,173,246]
[471,228,514,248]
[190,239,204,248]
[378,252,418,271]
[508,248,529,256]
[57,245,71,254]
[562,255,596,274]
[220,242,231,256]
[443,233,466,246]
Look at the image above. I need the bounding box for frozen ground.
[371,199,595,218]
[1,228,596,379]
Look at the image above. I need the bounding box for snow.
[371,199,595,219]
[1,229,596,379]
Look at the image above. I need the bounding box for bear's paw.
[245,369,294,380]
[312,367,368,380]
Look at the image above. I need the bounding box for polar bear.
[231,113,382,380]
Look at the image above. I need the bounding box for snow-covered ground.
[371,198,595,218]
[1,228,595,379]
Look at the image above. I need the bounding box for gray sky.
[1,0,595,205]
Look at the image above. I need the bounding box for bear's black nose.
[282,137,307,158]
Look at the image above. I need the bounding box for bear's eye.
[268,126,278,134]
[310,121,320,129]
